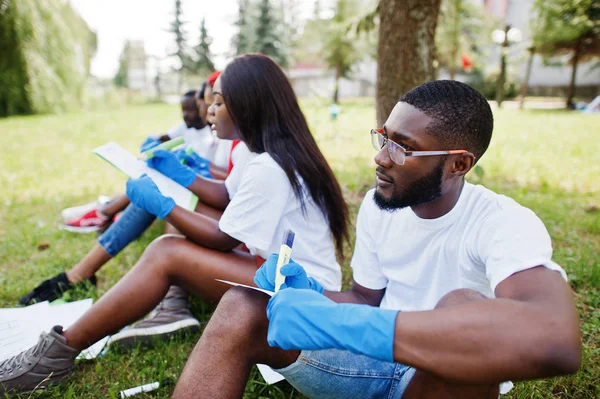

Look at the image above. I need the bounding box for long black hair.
[220,53,349,258]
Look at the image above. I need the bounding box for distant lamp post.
[492,25,522,108]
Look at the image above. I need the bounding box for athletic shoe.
[108,286,200,349]
[18,272,97,307]
[0,326,79,395]
[60,209,109,234]
[60,196,111,221]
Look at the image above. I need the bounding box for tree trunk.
[376,0,441,126]
[333,70,340,103]
[566,37,582,109]
[519,46,535,110]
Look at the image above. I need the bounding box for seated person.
[169,80,582,399]
[0,54,350,395]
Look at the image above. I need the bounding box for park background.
[0,0,599,397]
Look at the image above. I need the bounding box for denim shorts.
[275,348,415,399]
[97,204,156,257]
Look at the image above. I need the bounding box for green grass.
[0,99,599,398]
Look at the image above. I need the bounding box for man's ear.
[450,152,475,177]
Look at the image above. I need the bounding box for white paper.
[256,363,285,384]
[93,142,198,210]
[0,300,109,361]
[215,279,275,297]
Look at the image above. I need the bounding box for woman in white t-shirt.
[0,54,351,386]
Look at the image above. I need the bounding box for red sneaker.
[60,209,109,234]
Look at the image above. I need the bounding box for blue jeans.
[275,349,415,399]
[97,204,156,257]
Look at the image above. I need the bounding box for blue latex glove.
[126,174,176,219]
[254,254,324,293]
[181,151,212,179]
[140,136,161,152]
[266,289,398,362]
[146,149,197,187]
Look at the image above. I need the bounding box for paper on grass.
[215,279,285,384]
[0,299,109,362]
[93,142,198,211]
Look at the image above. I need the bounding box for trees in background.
[168,0,193,92]
[376,0,441,125]
[193,18,216,76]
[532,0,600,108]
[113,42,130,88]
[0,0,95,116]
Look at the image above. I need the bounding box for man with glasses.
[171,80,580,399]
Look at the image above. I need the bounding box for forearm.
[186,177,230,210]
[209,165,228,180]
[393,298,580,383]
[325,282,383,306]
[165,206,240,250]
[157,134,171,142]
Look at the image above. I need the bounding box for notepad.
[93,142,199,211]
[0,300,109,362]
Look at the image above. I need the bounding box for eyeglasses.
[370,129,468,166]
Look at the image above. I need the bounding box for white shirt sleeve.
[167,121,187,139]
[350,191,388,290]
[476,206,567,291]
[219,158,290,253]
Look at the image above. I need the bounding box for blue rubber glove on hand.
[146,149,197,187]
[254,254,324,293]
[140,136,161,152]
[181,151,212,179]
[266,289,398,362]
[126,174,176,219]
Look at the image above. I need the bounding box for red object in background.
[461,54,473,72]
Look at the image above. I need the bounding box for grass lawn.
[0,99,599,398]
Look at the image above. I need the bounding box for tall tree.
[323,0,360,103]
[193,18,216,76]
[435,0,486,79]
[232,0,252,55]
[532,0,600,108]
[168,0,191,92]
[376,0,442,126]
[113,42,130,88]
[255,0,288,67]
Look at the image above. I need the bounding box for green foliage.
[192,18,216,76]
[254,0,288,67]
[435,0,490,77]
[532,0,600,59]
[232,0,253,55]
[469,69,520,100]
[168,0,193,73]
[113,43,129,88]
[0,0,95,116]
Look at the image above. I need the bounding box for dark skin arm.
[165,206,241,251]
[186,176,230,210]
[209,164,229,180]
[324,281,385,306]
[391,266,581,383]
[157,134,171,142]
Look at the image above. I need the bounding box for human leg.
[3,236,259,393]
[401,289,501,399]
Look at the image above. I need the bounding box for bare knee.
[204,287,270,344]
[435,288,487,310]
[142,234,186,261]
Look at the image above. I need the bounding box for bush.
[469,69,520,100]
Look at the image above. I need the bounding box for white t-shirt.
[224,142,252,199]
[219,153,342,291]
[351,183,567,312]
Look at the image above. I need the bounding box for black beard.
[373,159,445,211]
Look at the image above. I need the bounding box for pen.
[119,378,173,398]
[140,136,185,160]
[274,229,295,292]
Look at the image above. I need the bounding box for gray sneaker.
[0,326,79,395]
[108,286,200,349]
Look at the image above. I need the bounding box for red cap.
[208,71,221,87]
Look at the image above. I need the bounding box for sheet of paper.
[0,300,108,361]
[215,279,275,297]
[93,142,198,211]
[256,364,285,384]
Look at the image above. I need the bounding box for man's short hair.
[399,80,493,161]
[183,90,197,99]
